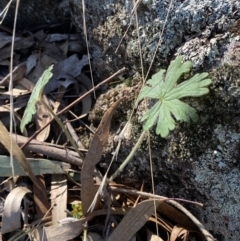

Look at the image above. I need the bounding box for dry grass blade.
[107,199,162,241]
[81,99,123,215]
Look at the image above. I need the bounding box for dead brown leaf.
[0,62,26,86]
[58,40,68,55]
[78,84,92,116]
[1,84,30,96]
[41,218,88,241]
[52,54,88,80]
[26,56,46,85]
[0,95,28,113]
[81,99,122,215]
[107,199,162,241]
[45,33,81,42]
[68,41,84,53]
[0,32,16,49]
[25,53,39,75]
[33,175,50,219]
[0,35,35,61]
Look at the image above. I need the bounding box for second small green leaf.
[20,65,54,133]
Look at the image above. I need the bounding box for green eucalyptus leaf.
[138,56,212,137]
[20,65,54,133]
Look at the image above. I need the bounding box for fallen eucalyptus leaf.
[42,219,88,241]
[0,121,43,190]
[1,186,31,234]
[81,99,122,215]
[0,156,70,176]
[107,199,163,241]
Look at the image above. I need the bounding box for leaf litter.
[0,23,215,241]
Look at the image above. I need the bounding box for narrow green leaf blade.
[20,65,54,133]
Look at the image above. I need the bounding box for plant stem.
[40,99,84,160]
[109,130,147,181]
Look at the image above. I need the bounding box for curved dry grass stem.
[82,0,95,99]
[9,0,20,178]
[113,2,175,237]
[144,0,175,82]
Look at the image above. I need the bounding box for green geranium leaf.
[138,56,212,137]
[20,65,54,133]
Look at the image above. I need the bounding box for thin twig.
[82,0,95,98]
[7,134,83,165]
[110,186,204,207]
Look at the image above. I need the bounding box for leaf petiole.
[110,130,147,181]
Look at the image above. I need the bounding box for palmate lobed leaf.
[20,65,54,133]
[138,56,212,137]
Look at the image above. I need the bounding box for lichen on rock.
[87,60,240,240]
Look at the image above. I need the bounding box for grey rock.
[69,0,240,78]
[0,0,68,31]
